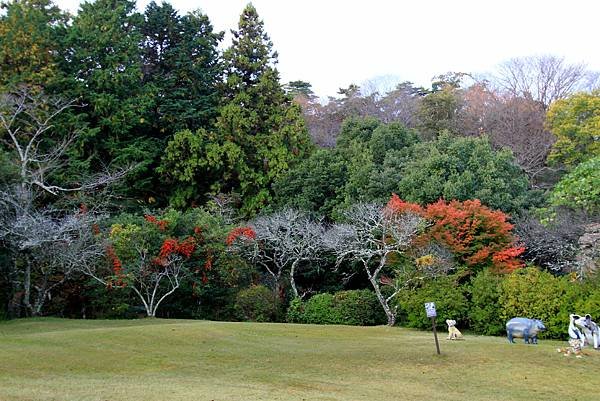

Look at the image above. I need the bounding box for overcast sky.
[56,0,600,97]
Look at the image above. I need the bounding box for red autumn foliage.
[386,194,524,273]
[204,250,213,271]
[106,245,127,288]
[106,245,122,275]
[386,193,424,215]
[176,237,196,258]
[144,214,169,231]
[158,238,179,259]
[154,237,197,266]
[226,226,256,246]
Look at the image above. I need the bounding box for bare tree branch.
[323,202,431,326]
[0,86,134,200]
[229,208,325,299]
[493,55,595,109]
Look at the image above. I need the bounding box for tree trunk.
[290,261,299,299]
[23,258,32,317]
[31,273,51,317]
[33,294,45,317]
[369,276,395,326]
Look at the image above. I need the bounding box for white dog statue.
[446,319,463,340]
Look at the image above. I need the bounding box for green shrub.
[469,270,504,335]
[286,298,305,323]
[333,289,386,326]
[498,267,578,339]
[395,276,469,330]
[467,268,600,339]
[302,293,340,324]
[573,279,600,321]
[287,290,386,326]
[234,285,279,322]
[576,289,600,319]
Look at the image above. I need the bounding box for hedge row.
[283,268,600,339]
[286,289,386,326]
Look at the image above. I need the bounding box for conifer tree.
[59,0,158,202]
[162,4,312,214]
[214,4,311,213]
[142,1,222,134]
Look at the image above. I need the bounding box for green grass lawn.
[1,318,599,401]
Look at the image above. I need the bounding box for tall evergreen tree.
[215,4,312,213]
[161,4,312,214]
[59,0,158,202]
[141,1,222,134]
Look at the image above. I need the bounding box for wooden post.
[431,316,441,355]
[425,302,441,355]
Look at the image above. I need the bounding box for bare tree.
[323,203,427,326]
[515,209,588,274]
[459,83,557,184]
[0,87,131,200]
[376,82,424,127]
[0,198,104,316]
[493,55,596,109]
[0,86,131,316]
[229,209,325,299]
[486,95,556,184]
[80,236,189,318]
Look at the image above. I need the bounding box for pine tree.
[162,4,312,214]
[214,4,312,214]
[141,1,222,134]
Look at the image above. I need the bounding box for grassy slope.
[0,318,598,401]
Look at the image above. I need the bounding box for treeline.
[0,0,309,213]
[0,0,599,329]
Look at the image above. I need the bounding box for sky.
[56,0,600,98]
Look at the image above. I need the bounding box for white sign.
[424,302,437,318]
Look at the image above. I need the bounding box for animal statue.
[446,319,463,340]
[560,314,585,356]
[506,317,546,344]
[568,314,585,342]
[580,314,599,349]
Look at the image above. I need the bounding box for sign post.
[425,302,441,355]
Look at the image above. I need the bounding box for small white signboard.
[424,302,437,318]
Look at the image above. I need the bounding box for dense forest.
[0,0,598,335]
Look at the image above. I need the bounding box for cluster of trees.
[0,0,309,212]
[1,1,599,329]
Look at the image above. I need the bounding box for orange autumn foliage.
[386,194,524,273]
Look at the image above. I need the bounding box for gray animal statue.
[506,317,546,344]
